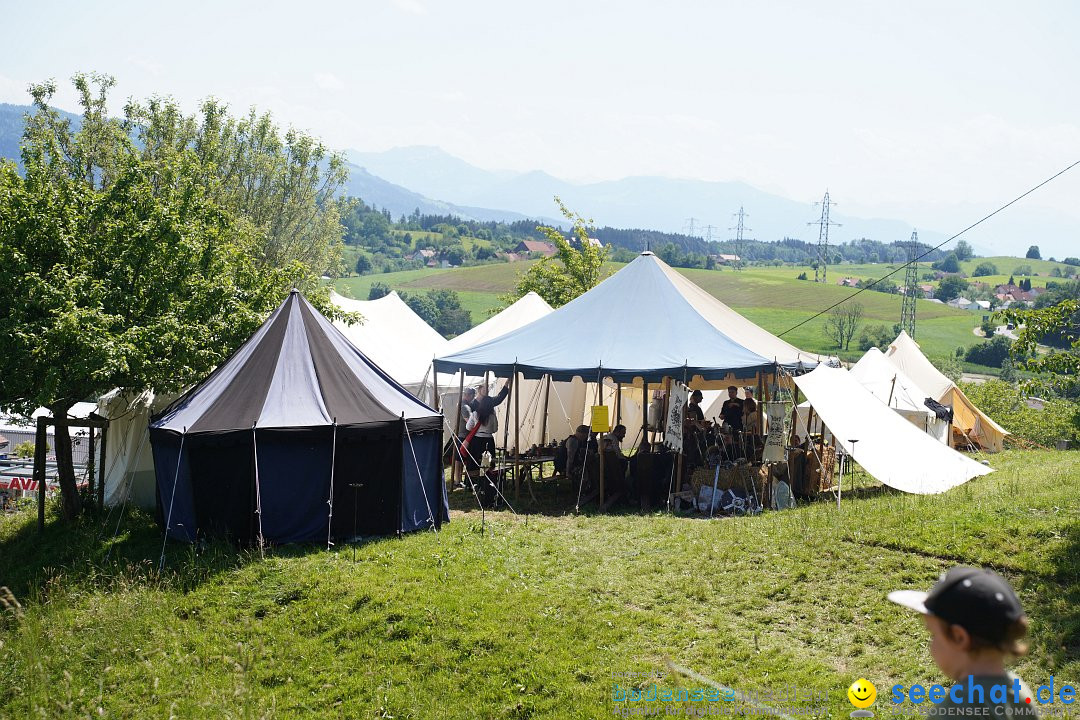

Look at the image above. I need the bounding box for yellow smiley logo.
[848,678,877,709]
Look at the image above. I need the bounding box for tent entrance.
[187,436,257,542]
[331,431,403,539]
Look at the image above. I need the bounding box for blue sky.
[3,0,1078,253]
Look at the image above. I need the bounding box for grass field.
[334,261,987,362]
[1,450,1076,718]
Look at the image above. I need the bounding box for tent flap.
[794,365,992,494]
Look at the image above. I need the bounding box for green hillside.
[2,450,1077,718]
[335,260,989,362]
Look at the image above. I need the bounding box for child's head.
[889,566,1028,680]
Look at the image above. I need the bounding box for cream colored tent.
[884,331,1008,452]
[794,365,992,494]
[98,389,178,509]
[330,290,448,400]
[849,348,950,442]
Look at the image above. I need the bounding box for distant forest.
[341,199,948,275]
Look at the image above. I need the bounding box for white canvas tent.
[436,292,594,451]
[97,389,178,509]
[794,365,992,494]
[884,331,1008,452]
[849,348,950,442]
[330,290,448,400]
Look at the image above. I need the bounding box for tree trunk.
[51,404,82,522]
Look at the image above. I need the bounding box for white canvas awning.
[794,365,992,494]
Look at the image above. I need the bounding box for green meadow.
[1,450,1076,718]
[334,261,987,362]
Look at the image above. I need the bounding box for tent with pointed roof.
[884,331,1008,452]
[330,290,448,400]
[150,290,447,544]
[849,347,950,442]
[433,252,821,384]
[436,292,591,451]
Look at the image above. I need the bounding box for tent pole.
[642,382,649,451]
[597,368,605,509]
[615,382,622,425]
[327,419,337,550]
[539,375,551,448]
[432,365,440,412]
[513,365,521,501]
[454,371,466,490]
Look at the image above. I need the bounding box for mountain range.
[3,103,1076,257]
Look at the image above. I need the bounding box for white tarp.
[794,365,992,494]
[330,290,448,398]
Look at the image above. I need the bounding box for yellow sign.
[590,405,610,433]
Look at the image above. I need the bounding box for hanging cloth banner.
[762,401,788,462]
[664,381,688,453]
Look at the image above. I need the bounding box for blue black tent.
[149,290,447,544]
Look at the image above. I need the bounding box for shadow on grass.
[1032,518,1080,670]
[445,469,895,521]
[0,503,400,603]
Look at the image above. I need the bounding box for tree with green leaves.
[1002,298,1080,397]
[936,275,969,302]
[0,74,345,522]
[954,239,975,262]
[501,198,610,308]
[1026,245,1041,260]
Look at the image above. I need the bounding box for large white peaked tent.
[884,331,1008,452]
[435,252,823,384]
[794,365,992,494]
[330,290,448,400]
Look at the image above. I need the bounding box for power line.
[777,159,1080,338]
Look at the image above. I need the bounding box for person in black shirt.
[720,385,744,432]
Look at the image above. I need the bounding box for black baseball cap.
[888,566,1025,646]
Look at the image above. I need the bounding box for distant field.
[333,260,990,363]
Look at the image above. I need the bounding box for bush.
[973,262,998,277]
[931,355,964,383]
[857,323,893,351]
[964,336,1014,368]
[368,282,391,300]
[961,380,1080,445]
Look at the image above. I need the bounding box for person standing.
[888,566,1039,718]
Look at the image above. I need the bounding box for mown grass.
[1,450,1076,719]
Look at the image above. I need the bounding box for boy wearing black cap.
[889,566,1038,717]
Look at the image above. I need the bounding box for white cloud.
[314,73,345,92]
